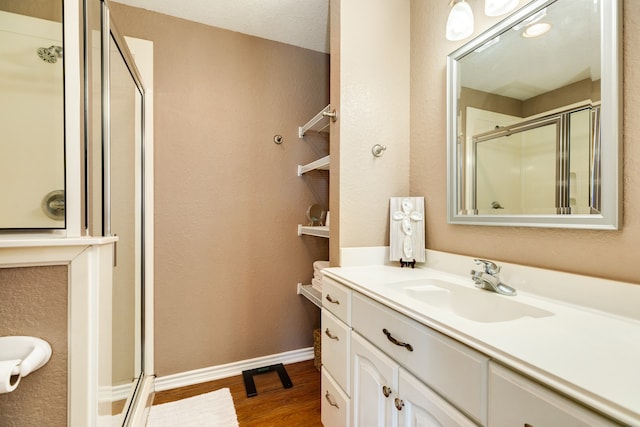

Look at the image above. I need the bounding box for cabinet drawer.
[322,276,351,324]
[321,309,351,394]
[489,363,621,427]
[322,367,350,427]
[352,292,489,425]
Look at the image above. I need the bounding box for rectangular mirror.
[446,0,621,229]
[0,1,65,229]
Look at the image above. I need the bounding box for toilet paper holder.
[0,336,52,393]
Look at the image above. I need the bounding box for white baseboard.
[154,347,315,392]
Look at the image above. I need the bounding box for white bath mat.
[147,388,239,427]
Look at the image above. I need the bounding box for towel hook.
[372,144,387,157]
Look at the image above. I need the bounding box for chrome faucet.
[470,259,517,296]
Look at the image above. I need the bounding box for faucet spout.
[470,261,517,296]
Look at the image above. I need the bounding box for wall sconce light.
[446,0,474,41]
[485,0,519,17]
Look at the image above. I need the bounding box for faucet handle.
[473,258,501,275]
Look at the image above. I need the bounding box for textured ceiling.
[113,0,330,53]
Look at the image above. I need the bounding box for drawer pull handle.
[325,328,340,341]
[394,397,404,411]
[325,294,340,305]
[382,385,392,398]
[382,328,414,352]
[325,391,339,409]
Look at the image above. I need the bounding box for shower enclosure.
[0,0,153,424]
[85,0,154,425]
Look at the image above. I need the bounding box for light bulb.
[446,0,474,41]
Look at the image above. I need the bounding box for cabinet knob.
[394,398,404,411]
[325,294,340,305]
[324,328,339,341]
[382,385,392,398]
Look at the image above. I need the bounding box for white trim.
[155,347,315,392]
[64,0,82,237]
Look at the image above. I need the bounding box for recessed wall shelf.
[298,155,330,176]
[297,283,322,308]
[298,224,330,238]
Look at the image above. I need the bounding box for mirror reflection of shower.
[0,10,65,229]
[37,45,62,63]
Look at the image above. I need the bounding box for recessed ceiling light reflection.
[522,22,551,38]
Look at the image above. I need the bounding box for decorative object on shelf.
[371,144,387,157]
[306,204,326,226]
[312,260,330,292]
[273,134,284,145]
[390,197,425,265]
[446,0,474,41]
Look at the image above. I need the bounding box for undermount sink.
[393,278,554,323]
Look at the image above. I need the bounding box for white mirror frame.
[446,0,622,229]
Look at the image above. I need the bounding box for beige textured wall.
[411,0,639,284]
[109,4,329,376]
[330,0,411,265]
[0,266,67,426]
[0,0,62,22]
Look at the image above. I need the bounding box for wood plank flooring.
[152,360,322,426]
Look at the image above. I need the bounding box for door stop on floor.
[242,363,293,397]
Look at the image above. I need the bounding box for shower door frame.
[95,0,155,425]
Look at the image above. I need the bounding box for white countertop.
[324,264,640,426]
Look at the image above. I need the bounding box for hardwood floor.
[152,360,322,426]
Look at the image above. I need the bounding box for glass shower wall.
[106,32,144,423]
[85,0,148,423]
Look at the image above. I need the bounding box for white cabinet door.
[351,333,398,427]
[396,367,477,427]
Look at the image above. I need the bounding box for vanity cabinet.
[321,277,352,427]
[323,270,631,427]
[351,292,489,425]
[352,332,476,427]
[488,363,621,427]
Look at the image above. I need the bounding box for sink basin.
[393,278,553,323]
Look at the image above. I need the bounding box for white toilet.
[0,336,52,393]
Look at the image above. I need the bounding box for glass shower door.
[107,32,144,424]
